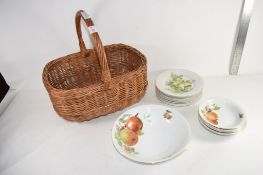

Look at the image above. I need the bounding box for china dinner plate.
[157,95,196,107]
[198,98,246,130]
[156,93,195,107]
[156,88,202,102]
[155,90,194,103]
[198,114,244,133]
[155,69,204,98]
[198,114,238,133]
[155,85,203,99]
[156,88,202,103]
[112,105,191,164]
[198,116,237,136]
[155,90,201,107]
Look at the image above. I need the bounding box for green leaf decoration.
[119,114,132,124]
[166,73,194,93]
[213,105,221,110]
[214,107,220,110]
[117,140,122,146]
[115,132,122,146]
[137,130,144,136]
[123,114,132,118]
[142,114,151,123]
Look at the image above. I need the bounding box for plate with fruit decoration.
[155,69,204,98]
[112,104,191,164]
[198,98,246,132]
[155,69,203,107]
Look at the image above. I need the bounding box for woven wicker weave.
[42,10,147,122]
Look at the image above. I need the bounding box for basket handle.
[75,10,111,84]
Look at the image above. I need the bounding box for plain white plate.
[112,104,191,164]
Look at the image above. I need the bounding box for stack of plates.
[198,98,246,136]
[155,69,204,107]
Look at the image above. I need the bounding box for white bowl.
[112,104,191,164]
[198,98,246,130]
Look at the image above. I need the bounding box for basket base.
[55,87,147,122]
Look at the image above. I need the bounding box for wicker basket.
[42,10,147,122]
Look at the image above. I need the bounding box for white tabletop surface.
[0,71,263,175]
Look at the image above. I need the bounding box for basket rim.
[42,43,147,93]
[44,66,147,93]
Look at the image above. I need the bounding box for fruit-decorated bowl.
[198,98,246,131]
[112,104,191,164]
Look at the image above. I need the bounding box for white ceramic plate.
[157,94,196,106]
[156,88,202,103]
[198,116,237,136]
[156,90,201,107]
[198,115,239,133]
[155,69,204,98]
[198,114,243,133]
[156,85,203,100]
[112,104,191,164]
[156,93,195,107]
[199,98,246,130]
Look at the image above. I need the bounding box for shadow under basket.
[42,10,147,122]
